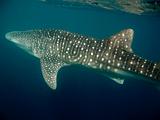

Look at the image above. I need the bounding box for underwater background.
[1,0,160,120]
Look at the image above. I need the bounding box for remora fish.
[5,29,160,90]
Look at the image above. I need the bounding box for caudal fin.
[156,62,160,80]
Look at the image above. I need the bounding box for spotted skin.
[5,29,160,90]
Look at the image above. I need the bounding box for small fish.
[5,29,160,90]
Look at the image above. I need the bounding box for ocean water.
[1,0,160,120]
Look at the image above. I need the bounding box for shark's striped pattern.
[5,29,160,90]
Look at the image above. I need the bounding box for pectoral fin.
[40,56,65,90]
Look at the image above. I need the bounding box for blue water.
[1,0,160,120]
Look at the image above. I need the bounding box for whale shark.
[5,29,160,90]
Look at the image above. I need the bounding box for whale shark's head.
[5,31,33,50]
[5,30,43,57]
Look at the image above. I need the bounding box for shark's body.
[5,29,160,90]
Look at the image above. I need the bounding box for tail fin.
[157,62,160,68]
[156,62,160,80]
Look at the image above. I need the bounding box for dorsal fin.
[104,29,134,52]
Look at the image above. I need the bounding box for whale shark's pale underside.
[5,29,160,90]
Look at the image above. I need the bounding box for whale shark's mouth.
[5,31,34,56]
[5,32,21,44]
[5,32,13,41]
